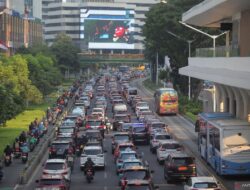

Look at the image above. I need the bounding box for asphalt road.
[14,77,250,190]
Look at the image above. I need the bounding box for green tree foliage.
[51,33,80,72]
[24,54,63,96]
[143,0,224,98]
[0,55,42,125]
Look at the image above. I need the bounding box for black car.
[164,152,197,183]
[49,140,74,159]
[130,124,149,145]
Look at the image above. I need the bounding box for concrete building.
[0,9,43,55]
[0,0,42,19]
[42,0,161,53]
[179,0,250,121]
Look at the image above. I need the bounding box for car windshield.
[86,132,100,138]
[39,179,62,186]
[121,153,136,160]
[120,146,133,151]
[44,163,64,170]
[115,116,128,121]
[59,128,74,133]
[162,143,181,149]
[127,185,150,190]
[137,103,148,107]
[123,170,147,180]
[114,135,129,141]
[133,127,146,133]
[52,143,68,150]
[152,123,165,128]
[194,182,218,188]
[155,135,171,140]
[129,90,137,95]
[84,149,102,155]
[173,157,194,165]
[87,121,102,126]
[123,162,142,169]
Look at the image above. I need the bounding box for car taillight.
[118,159,123,163]
[86,124,91,129]
[178,166,188,171]
[160,148,166,151]
[43,171,49,175]
[153,140,158,143]
[49,148,56,152]
[99,125,104,129]
[62,170,68,175]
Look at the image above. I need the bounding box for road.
[15,78,249,190]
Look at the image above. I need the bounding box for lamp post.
[166,30,194,100]
[179,21,227,111]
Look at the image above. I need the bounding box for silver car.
[156,140,182,164]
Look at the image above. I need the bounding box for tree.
[143,0,224,98]
[50,33,80,73]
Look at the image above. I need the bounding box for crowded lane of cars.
[24,70,222,190]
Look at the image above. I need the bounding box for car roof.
[127,179,150,185]
[51,140,70,144]
[191,176,217,183]
[123,158,141,163]
[159,139,179,144]
[84,145,102,150]
[45,159,66,163]
[170,152,192,158]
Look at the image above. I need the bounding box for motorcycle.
[4,155,11,166]
[14,147,21,158]
[67,155,74,171]
[85,169,94,183]
[21,152,28,163]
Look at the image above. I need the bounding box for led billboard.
[80,9,135,49]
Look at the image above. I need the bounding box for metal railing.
[195,45,240,57]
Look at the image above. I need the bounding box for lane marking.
[104,172,107,179]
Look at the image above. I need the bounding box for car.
[113,114,131,131]
[129,124,149,145]
[113,104,128,115]
[112,132,131,154]
[80,145,105,170]
[122,179,157,190]
[79,96,90,108]
[42,159,71,181]
[148,121,168,135]
[85,118,105,130]
[156,140,182,164]
[85,129,103,146]
[57,126,76,137]
[72,107,85,118]
[134,101,149,112]
[164,152,197,183]
[116,150,138,172]
[35,174,70,190]
[136,107,151,118]
[119,123,145,132]
[49,140,74,159]
[119,166,154,187]
[117,158,144,175]
[149,133,172,153]
[137,110,154,122]
[114,142,136,160]
[184,176,221,190]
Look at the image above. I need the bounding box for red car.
[35,175,70,190]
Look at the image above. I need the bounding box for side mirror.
[35,179,39,183]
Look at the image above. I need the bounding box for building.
[42,0,161,54]
[0,9,43,55]
[0,0,42,19]
[179,0,250,121]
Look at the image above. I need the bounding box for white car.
[150,133,172,153]
[80,146,105,170]
[42,159,71,181]
[156,140,182,164]
[135,102,149,112]
[72,107,85,118]
[184,177,220,190]
[136,107,151,118]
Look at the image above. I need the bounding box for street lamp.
[179,21,228,112]
[179,21,227,57]
[166,30,194,100]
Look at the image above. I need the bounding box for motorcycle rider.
[84,157,95,175]
[19,131,27,144]
[4,145,13,163]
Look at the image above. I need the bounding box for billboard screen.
[80,9,135,49]
[84,19,134,49]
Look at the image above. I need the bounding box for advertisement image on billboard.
[85,19,134,44]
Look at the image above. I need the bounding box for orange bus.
[154,88,178,115]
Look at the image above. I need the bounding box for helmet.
[87,157,92,161]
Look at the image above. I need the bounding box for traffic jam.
[34,70,221,190]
